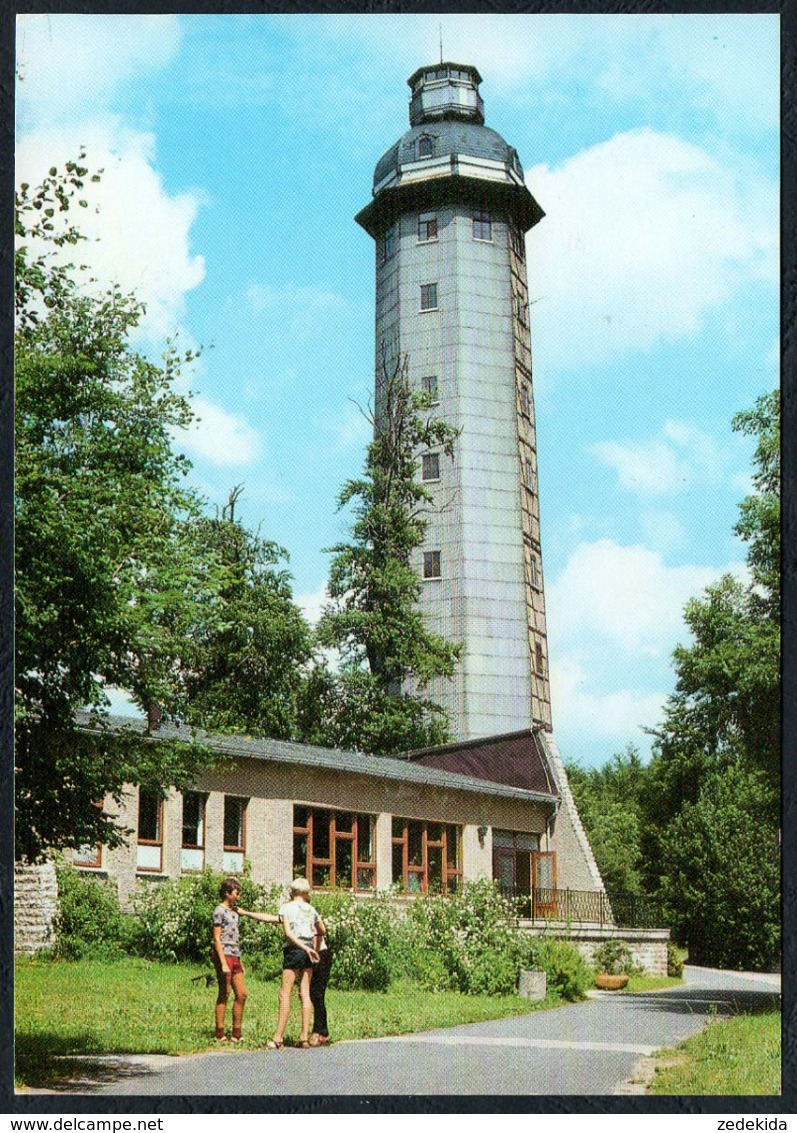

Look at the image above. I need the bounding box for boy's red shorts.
[220,954,244,976]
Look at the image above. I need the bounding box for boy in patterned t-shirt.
[212,877,279,1042]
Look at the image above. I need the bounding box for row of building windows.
[76,799,472,895]
[381,209,495,263]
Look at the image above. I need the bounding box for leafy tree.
[15,159,225,860]
[639,391,780,961]
[315,349,462,754]
[659,764,780,970]
[181,486,314,740]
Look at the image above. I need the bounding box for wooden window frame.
[137,790,164,873]
[223,796,248,856]
[533,850,557,914]
[391,819,463,895]
[182,791,206,851]
[292,807,376,892]
[422,550,441,580]
[74,800,104,869]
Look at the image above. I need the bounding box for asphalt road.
[82,966,780,1097]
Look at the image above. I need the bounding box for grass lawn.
[16,957,560,1090]
[648,1010,781,1095]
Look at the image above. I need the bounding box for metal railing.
[507,887,663,929]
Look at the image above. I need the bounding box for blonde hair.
[290,876,311,896]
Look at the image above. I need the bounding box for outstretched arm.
[238,908,280,925]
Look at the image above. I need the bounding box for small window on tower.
[473,209,492,241]
[530,556,540,590]
[420,283,438,311]
[418,136,433,159]
[382,225,397,264]
[421,453,440,482]
[423,551,442,580]
[525,460,535,492]
[421,375,439,403]
[520,385,530,418]
[535,642,545,675]
[418,213,438,242]
[510,225,525,261]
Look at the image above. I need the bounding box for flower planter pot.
[594,973,629,990]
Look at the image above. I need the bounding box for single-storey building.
[66,712,600,914]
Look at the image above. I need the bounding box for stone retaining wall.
[521,921,670,977]
[15,860,58,955]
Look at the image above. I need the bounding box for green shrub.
[53,866,141,960]
[667,941,685,978]
[526,936,594,1001]
[591,938,641,977]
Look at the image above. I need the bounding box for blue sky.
[16,13,779,768]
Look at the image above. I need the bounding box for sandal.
[266,1040,284,1051]
[298,1040,311,1049]
[215,1034,229,1044]
[230,1035,243,1044]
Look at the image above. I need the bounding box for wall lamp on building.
[477,825,488,846]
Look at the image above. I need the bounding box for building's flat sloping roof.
[74,711,559,806]
[404,729,560,796]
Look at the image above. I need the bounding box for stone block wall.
[523,923,670,977]
[15,860,58,955]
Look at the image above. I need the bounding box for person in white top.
[267,877,324,1050]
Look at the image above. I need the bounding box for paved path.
[86,966,780,1097]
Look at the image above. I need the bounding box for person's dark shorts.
[214,953,244,977]
[283,945,314,971]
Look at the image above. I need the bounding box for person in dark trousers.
[309,910,332,1046]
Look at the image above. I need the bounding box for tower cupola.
[407,62,484,126]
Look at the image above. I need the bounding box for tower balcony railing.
[507,887,664,929]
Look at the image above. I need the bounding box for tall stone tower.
[356,62,552,743]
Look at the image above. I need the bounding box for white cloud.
[17,14,183,129]
[638,510,688,554]
[295,584,330,628]
[175,395,261,467]
[16,122,206,345]
[551,653,666,740]
[547,538,747,656]
[527,129,777,372]
[590,418,727,496]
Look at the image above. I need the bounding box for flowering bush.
[396,881,530,996]
[591,938,641,978]
[131,869,284,967]
[313,891,393,991]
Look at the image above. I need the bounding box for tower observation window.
[418,213,438,241]
[418,136,433,159]
[421,452,440,482]
[423,551,442,580]
[420,283,438,311]
[473,209,492,241]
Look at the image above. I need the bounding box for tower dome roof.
[356,61,543,237]
[373,120,523,190]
